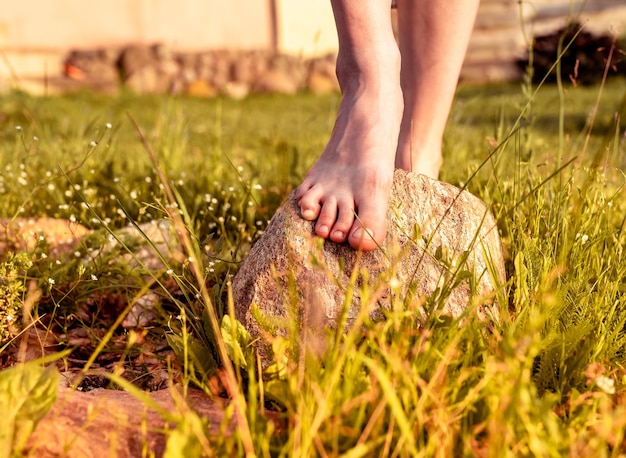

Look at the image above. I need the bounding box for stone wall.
[57,45,339,97]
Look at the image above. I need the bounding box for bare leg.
[395,0,479,178]
[295,0,403,251]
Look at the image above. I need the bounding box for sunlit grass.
[0,73,625,455]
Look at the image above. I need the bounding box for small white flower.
[237,166,244,172]
[105,122,112,129]
[253,184,262,190]
[6,314,14,322]
[74,251,81,257]
[166,269,174,275]
[89,140,98,147]
[17,177,27,186]
[130,190,138,199]
[389,277,401,290]
[218,217,225,223]
[596,375,616,394]
[90,274,98,281]
[47,278,55,285]
[15,125,22,131]
[33,136,39,142]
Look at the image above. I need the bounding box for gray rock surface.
[232,170,506,354]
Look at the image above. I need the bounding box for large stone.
[232,170,506,357]
[26,386,230,457]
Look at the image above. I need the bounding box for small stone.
[254,68,298,94]
[224,81,250,100]
[306,70,339,94]
[232,170,506,363]
[118,45,155,78]
[124,65,163,94]
[186,79,217,97]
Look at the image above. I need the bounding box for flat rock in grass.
[0,217,91,258]
[232,169,506,354]
[26,386,230,457]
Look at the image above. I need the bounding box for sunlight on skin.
[296,0,480,251]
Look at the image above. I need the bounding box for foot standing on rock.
[295,0,480,251]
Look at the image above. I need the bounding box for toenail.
[332,230,344,239]
[301,208,316,219]
[352,227,374,241]
[318,224,329,233]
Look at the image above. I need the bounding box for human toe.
[329,201,355,243]
[348,203,387,251]
[315,199,338,239]
[297,189,322,221]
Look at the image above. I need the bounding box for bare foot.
[296,78,403,251]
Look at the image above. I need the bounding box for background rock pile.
[63,45,339,97]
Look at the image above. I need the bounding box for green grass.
[0,73,625,456]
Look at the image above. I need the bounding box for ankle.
[335,43,401,91]
[395,137,443,178]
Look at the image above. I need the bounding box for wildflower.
[33,136,39,142]
[166,269,174,275]
[90,274,98,281]
[253,184,262,190]
[576,233,589,244]
[106,122,112,129]
[47,278,55,285]
[596,375,616,394]
[15,125,22,131]
[89,140,98,147]
[130,190,138,199]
